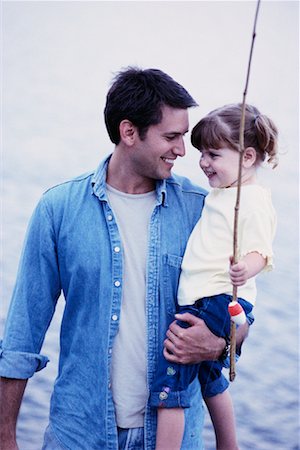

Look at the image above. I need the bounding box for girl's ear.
[243,147,257,168]
[119,120,137,146]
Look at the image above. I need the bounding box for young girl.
[150,103,278,450]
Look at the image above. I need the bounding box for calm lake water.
[1,144,299,450]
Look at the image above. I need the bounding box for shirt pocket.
[162,254,183,316]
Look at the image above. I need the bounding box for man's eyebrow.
[164,129,189,136]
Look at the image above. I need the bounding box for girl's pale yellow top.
[177,185,276,306]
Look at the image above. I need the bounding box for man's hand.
[163,313,226,364]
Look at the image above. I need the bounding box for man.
[0,67,229,449]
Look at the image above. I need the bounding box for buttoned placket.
[144,198,165,450]
[91,160,126,448]
[104,201,124,450]
[106,207,123,334]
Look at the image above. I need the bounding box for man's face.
[131,105,189,181]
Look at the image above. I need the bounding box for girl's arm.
[229,251,266,286]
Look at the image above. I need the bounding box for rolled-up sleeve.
[0,341,49,378]
[0,194,61,378]
[149,388,191,408]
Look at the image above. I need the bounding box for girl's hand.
[229,257,249,286]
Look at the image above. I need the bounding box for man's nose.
[173,138,186,157]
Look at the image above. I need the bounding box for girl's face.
[199,147,241,188]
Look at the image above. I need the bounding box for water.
[1,144,299,449]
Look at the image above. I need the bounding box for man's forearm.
[0,377,27,448]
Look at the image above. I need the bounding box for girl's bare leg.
[155,407,184,450]
[205,390,239,450]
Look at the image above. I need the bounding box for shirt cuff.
[149,388,191,408]
[0,342,49,378]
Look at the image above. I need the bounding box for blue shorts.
[149,294,253,407]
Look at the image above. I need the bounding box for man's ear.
[243,147,257,168]
[119,120,137,146]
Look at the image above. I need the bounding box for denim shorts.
[149,294,254,405]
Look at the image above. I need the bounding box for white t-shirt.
[177,185,276,306]
[107,184,156,428]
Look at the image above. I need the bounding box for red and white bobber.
[228,301,246,325]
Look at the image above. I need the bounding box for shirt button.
[107,214,113,221]
[114,280,121,287]
[112,314,118,321]
[109,348,112,354]
[114,246,120,253]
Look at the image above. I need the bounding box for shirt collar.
[91,154,168,207]
[91,154,111,201]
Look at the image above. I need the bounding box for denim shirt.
[0,155,207,449]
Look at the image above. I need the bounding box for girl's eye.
[200,150,220,160]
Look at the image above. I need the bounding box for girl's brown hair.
[191,103,278,168]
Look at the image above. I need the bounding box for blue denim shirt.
[0,155,207,449]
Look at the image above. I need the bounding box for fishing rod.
[228,0,261,382]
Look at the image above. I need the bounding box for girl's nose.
[200,156,208,168]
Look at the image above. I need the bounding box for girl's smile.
[199,147,257,188]
[200,147,241,188]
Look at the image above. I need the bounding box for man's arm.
[0,377,28,450]
[163,313,249,364]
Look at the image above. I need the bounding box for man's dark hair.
[104,67,198,144]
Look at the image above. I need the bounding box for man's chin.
[162,172,172,180]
